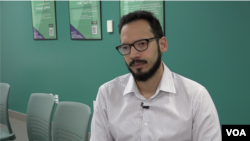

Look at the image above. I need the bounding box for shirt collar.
[157,63,176,94]
[123,74,138,96]
[123,62,176,96]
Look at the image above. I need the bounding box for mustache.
[129,59,147,66]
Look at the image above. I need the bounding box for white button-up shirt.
[91,63,221,141]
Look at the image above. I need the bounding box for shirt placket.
[141,100,151,141]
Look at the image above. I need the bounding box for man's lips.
[133,63,144,69]
[129,59,147,67]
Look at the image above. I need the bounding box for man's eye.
[139,42,147,46]
[122,47,128,50]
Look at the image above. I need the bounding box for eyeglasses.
[116,37,158,56]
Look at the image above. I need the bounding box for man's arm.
[90,86,114,141]
[192,87,222,141]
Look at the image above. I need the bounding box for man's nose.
[129,46,140,59]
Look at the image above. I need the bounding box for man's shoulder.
[99,73,131,90]
[171,72,205,95]
[172,72,203,87]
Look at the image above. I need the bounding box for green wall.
[1,1,250,126]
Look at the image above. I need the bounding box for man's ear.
[159,37,168,53]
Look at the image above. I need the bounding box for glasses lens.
[134,40,148,50]
[118,45,130,55]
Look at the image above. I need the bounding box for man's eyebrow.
[120,42,130,45]
[121,38,145,45]
[120,40,132,45]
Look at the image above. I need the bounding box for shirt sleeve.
[90,85,114,141]
[192,87,222,141]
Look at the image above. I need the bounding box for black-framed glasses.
[115,37,158,56]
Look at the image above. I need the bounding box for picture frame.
[69,0,102,40]
[31,0,57,40]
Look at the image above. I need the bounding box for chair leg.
[9,135,16,140]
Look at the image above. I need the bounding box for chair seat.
[0,128,16,141]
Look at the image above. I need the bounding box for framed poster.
[69,0,102,40]
[31,0,57,40]
[120,1,165,34]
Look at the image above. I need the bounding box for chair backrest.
[53,102,91,141]
[26,93,55,141]
[0,83,14,133]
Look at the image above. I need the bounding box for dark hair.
[118,10,163,38]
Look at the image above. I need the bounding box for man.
[91,11,221,141]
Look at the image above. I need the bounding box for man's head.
[119,11,164,38]
[117,11,168,82]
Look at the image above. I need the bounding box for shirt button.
[144,122,147,126]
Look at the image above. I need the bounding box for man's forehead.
[120,20,153,43]
[121,19,150,32]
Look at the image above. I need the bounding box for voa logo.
[226,129,246,136]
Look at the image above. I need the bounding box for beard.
[126,45,162,82]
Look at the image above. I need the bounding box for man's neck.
[136,63,164,100]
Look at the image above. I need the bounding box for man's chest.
[106,94,193,141]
